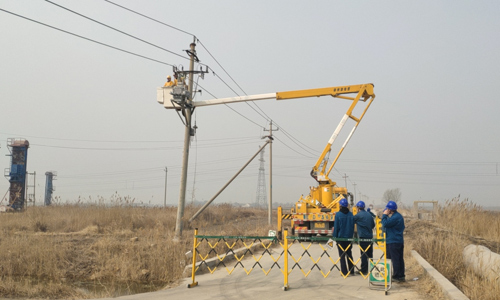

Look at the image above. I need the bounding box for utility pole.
[175,40,198,239]
[27,171,36,207]
[164,167,168,208]
[263,120,278,225]
[343,173,348,190]
[353,182,357,203]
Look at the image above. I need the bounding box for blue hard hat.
[386,201,398,210]
[339,198,348,207]
[356,201,365,209]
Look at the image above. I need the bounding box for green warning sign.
[369,261,391,283]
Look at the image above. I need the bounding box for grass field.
[407,197,500,300]
[0,203,273,299]
[0,197,498,299]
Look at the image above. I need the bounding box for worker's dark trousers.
[359,241,373,274]
[336,241,354,276]
[386,243,405,279]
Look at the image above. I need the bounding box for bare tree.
[382,188,402,204]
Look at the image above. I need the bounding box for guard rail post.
[383,232,388,294]
[283,229,289,291]
[187,228,199,288]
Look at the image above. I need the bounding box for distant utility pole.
[263,120,278,225]
[164,167,168,208]
[343,173,348,190]
[27,171,36,207]
[353,182,357,203]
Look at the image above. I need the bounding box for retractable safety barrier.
[188,228,391,294]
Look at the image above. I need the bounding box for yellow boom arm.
[158,83,375,183]
[276,84,375,183]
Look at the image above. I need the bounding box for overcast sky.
[1,0,499,209]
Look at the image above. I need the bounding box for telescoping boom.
[158,83,376,237]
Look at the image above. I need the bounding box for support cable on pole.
[188,139,272,223]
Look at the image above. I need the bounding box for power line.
[0,7,321,158]
[30,139,258,151]
[0,8,175,67]
[342,159,499,166]
[197,39,247,96]
[44,0,190,61]
[29,144,180,151]
[0,131,257,143]
[273,120,321,154]
[99,0,272,126]
[271,122,320,156]
[273,136,315,159]
[103,0,196,37]
[196,41,274,124]
[101,0,245,97]
[43,0,240,106]
[217,103,265,128]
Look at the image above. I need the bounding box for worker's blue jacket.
[354,209,375,238]
[333,209,354,239]
[382,211,405,244]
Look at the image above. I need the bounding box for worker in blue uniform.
[333,198,355,276]
[382,200,406,282]
[353,201,375,275]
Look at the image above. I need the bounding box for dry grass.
[436,197,500,244]
[407,197,500,300]
[0,202,272,299]
[4,196,498,299]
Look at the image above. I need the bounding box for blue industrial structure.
[44,171,56,206]
[6,138,29,210]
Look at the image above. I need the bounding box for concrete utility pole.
[263,120,278,225]
[27,171,36,207]
[343,173,348,190]
[353,182,357,202]
[164,167,168,208]
[175,41,197,239]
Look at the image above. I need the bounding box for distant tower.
[44,171,57,206]
[6,138,29,210]
[255,147,267,208]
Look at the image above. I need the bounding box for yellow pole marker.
[277,206,282,238]
[283,230,289,291]
[187,228,199,288]
[384,232,388,294]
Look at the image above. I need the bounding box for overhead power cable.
[41,1,311,151]
[0,8,174,67]
[30,139,257,151]
[273,136,315,159]
[273,120,321,154]
[222,104,264,128]
[196,40,273,124]
[103,0,196,37]
[99,0,271,126]
[0,131,257,143]
[47,0,260,123]
[208,71,270,123]
[44,0,190,61]
[197,39,247,96]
